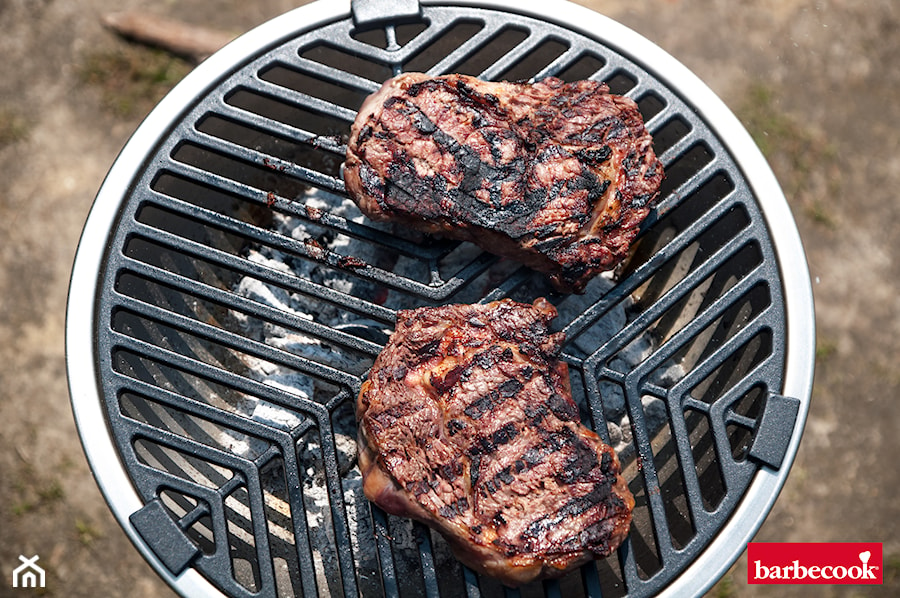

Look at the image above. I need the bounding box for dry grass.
[78,43,192,118]
[0,106,30,146]
[737,82,841,229]
[10,464,65,517]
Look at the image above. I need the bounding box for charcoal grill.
[66,0,815,596]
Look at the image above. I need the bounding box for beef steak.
[344,73,664,293]
[357,298,634,586]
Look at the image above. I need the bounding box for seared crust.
[356,299,634,586]
[344,73,663,293]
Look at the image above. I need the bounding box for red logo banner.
[748,543,882,585]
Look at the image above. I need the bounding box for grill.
[66,0,815,596]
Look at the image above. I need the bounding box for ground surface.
[0,1,897,597]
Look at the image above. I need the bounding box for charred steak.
[344,73,664,293]
[357,299,634,586]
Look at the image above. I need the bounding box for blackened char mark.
[523,398,549,427]
[575,145,612,166]
[368,402,418,429]
[490,422,518,446]
[481,463,516,497]
[391,365,407,381]
[399,337,444,371]
[495,465,515,485]
[375,97,549,239]
[408,77,504,116]
[356,162,385,202]
[567,114,628,146]
[519,482,615,547]
[469,435,495,457]
[470,453,482,486]
[547,390,579,421]
[630,192,655,209]
[455,78,501,110]
[555,436,601,484]
[498,379,523,398]
[435,460,464,482]
[473,346,498,370]
[469,421,519,457]
[356,124,374,145]
[416,338,442,357]
[522,445,547,466]
[530,234,570,255]
[432,131,531,235]
[405,479,430,497]
[383,96,436,134]
[599,451,614,477]
[439,496,469,519]
[464,390,499,420]
[383,159,447,219]
[447,418,466,436]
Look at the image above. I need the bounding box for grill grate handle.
[748,394,801,469]
[351,0,422,27]
[130,499,202,576]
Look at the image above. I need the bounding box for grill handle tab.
[351,0,422,27]
[130,499,201,576]
[748,394,801,469]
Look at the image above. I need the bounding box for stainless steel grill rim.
[66,1,815,596]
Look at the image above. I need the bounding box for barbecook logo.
[748,542,883,585]
[11,555,46,589]
[754,551,878,581]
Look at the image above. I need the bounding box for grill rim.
[65,1,815,597]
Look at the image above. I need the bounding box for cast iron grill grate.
[67,1,814,597]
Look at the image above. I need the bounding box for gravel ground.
[0,1,897,597]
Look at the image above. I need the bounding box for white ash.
[210,190,372,596]
[608,397,669,464]
[555,272,628,356]
[641,396,669,433]
[649,360,686,388]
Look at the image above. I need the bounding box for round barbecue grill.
[66,0,815,596]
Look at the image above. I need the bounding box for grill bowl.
[66,1,815,596]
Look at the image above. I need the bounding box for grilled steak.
[357,298,634,586]
[344,72,663,293]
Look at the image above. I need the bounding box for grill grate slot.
[452,26,530,77]
[224,87,354,140]
[402,19,485,73]
[494,35,571,81]
[74,3,807,597]
[636,92,666,122]
[553,52,606,83]
[393,21,430,47]
[257,65,370,116]
[195,115,344,179]
[301,43,396,82]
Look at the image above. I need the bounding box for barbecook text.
[754,557,878,580]
[748,542,882,585]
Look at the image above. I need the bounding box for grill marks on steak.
[357,299,634,586]
[344,73,664,293]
